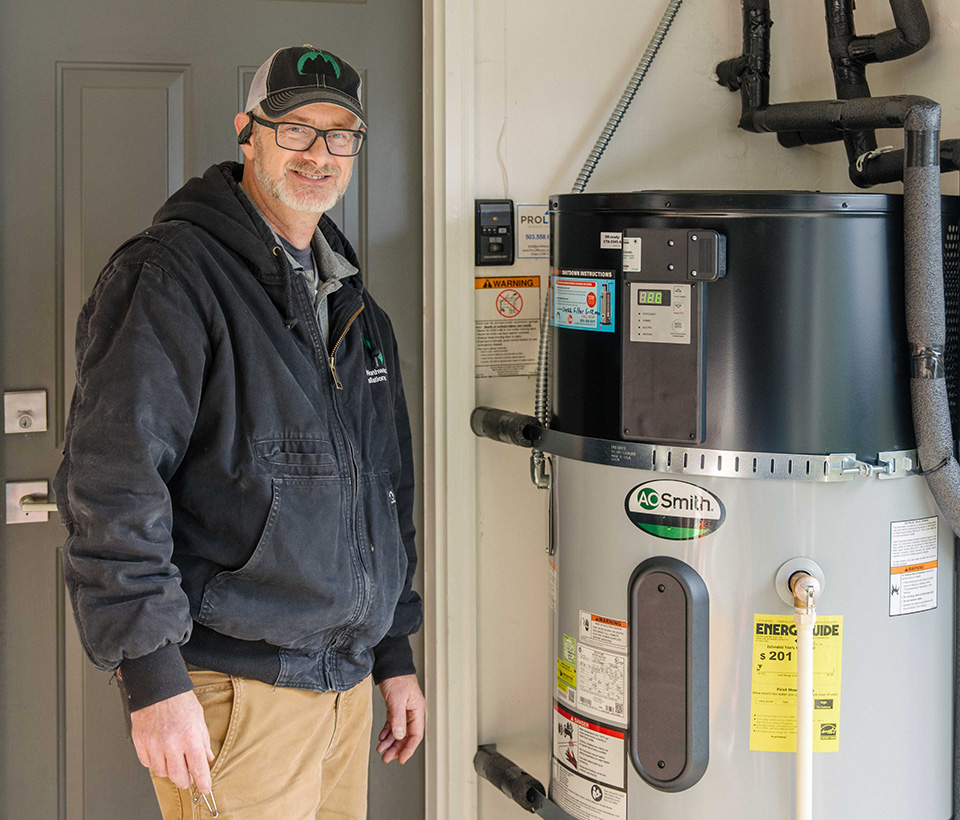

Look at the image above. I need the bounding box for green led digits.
[638,289,668,305]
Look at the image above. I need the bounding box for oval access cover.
[624,479,725,540]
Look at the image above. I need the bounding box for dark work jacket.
[54,162,422,710]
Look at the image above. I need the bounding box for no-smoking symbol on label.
[496,289,523,318]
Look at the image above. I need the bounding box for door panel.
[1,2,423,817]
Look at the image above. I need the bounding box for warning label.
[550,275,616,333]
[552,759,626,820]
[474,276,540,378]
[890,516,938,616]
[750,614,843,753]
[579,611,628,653]
[553,703,625,789]
[576,644,627,725]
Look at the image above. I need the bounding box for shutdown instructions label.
[551,274,615,333]
[474,276,540,378]
[750,614,843,753]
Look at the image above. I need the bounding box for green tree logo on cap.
[298,51,341,79]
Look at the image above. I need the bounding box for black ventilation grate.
[944,223,960,431]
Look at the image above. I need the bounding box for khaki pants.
[150,670,373,820]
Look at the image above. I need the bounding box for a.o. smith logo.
[625,479,725,540]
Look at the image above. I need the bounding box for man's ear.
[235,112,255,161]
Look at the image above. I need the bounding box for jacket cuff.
[372,635,416,684]
[119,643,193,712]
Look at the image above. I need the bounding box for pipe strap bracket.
[910,344,945,379]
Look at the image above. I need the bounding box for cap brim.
[261,88,366,126]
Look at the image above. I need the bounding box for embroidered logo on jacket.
[362,335,388,384]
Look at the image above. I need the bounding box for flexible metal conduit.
[530,0,685,489]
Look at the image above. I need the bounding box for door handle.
[20,494,59,513]
[5,481,58,524]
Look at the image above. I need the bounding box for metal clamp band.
[534,427,920,482]
[910,344,945,379]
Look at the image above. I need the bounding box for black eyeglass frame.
[250,114,366,156]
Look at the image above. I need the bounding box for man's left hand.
[376,674,425,764]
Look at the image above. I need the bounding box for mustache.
[286,161,340,178]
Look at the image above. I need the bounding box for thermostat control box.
[475,199,515,266]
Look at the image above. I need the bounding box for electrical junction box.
[475,199,515,266]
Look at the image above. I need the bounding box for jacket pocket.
[197,477,360,650]
[358,475,408,634]
[252,437,337,476]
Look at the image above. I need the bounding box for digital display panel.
[637,289,670,306]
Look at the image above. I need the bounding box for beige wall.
[471,1,960,816]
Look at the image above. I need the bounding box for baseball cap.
[244,45,365,125]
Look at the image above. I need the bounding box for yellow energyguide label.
[750,614,843,753]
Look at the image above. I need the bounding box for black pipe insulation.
[720,1,942,188]
[714,0,770,132]
[473,747,546,813]
[824,0,880,183]
[848,0,930,64]
[748,94,939,135]
[471,407,538,448]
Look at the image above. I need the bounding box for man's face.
[248,102,359,215]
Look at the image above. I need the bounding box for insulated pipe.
[849,0,930,64]
[471,406,537,448]
[748,94,960,539]
[821,0,880,184]
[791,574,821,820]
[715,0,771,132]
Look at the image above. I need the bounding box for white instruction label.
[579,611,628,653]
[474,276,541,378]
[890,516,938,616]
[553,703,625,788]
[622,236,641,272]
[601,232,622,249]
[552,759,627,820]
[576,644,627,724]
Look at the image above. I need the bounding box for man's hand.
[376,674,425,764]
[130,690,214,792]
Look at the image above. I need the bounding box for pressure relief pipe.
[791,573,822,820]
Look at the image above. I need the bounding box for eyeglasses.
[251,114,365,156]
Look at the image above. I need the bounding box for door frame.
[422,1,480,818]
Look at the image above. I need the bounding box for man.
[54,45,424,819]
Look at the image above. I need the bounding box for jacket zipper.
[284,262,371,676]
[329,304,365,390]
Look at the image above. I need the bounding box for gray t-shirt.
[238,185,358,346]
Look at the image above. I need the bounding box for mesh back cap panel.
[243,45,365,125]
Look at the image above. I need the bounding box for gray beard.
[252,133,351,214]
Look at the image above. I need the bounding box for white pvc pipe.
[794,604,817,820]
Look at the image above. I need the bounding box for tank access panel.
[620,229,725,444]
